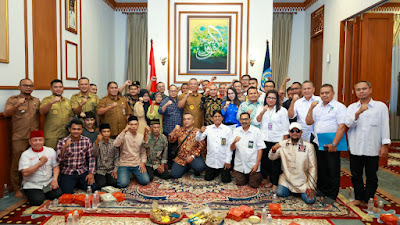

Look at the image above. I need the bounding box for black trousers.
[95,173,118,190]
[205,166,231,183]
[261,141,281,185]
[349,154,379,203]
[164,132,178,169]
[23,188,62,206]
[316,150,341,200]
[146,166,170,181]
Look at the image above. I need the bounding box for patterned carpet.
[1,170,399,224]
[33,173,359,219]
[382,141,400,175]
[42,216,333,224]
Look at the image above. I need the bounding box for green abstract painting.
[187,16,231,74]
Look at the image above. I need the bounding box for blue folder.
[316,133,348,151]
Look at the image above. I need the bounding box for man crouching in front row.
[114,115,150,187]
[269,122,317,204]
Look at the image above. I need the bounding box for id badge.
[268,122,273,130]
[248,141,254,149]
[43,184,51,193]
[221,138,226,146]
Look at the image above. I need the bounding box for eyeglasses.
[267,97,277,100]
[290,129,301,133]
[22,84,34,88]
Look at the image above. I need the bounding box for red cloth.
[226,208,245,221]
[58,194,75,204]
[268,203,282,215]
[380,214,399,225]
[149,39,157,93]
[73,194,92,207]
[64,210,83,222]
[112,192,125,202]
[238,205,254,218]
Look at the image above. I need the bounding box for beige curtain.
[393,14,400,45]
[126,13,148,88]
[390,14,400,139]
[271,13,293,89]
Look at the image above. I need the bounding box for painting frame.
[186,15,231,74]
[65,0,77,34]
[0,0,9,63]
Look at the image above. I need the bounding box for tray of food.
[150,201,184,224]
[188,206,224,225]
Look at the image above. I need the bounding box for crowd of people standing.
[5,75,390,207]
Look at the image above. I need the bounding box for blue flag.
[261,41,272,89]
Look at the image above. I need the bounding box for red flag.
[149,39,157,93]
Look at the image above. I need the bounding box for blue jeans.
[276,185,316,204]
[170,156,206,179]
[117,166,150,187]
[60,171,97,194]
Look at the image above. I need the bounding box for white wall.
[148,0,273,86]
[0,0,115,112]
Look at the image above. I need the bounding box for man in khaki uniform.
[178,78,204,128]
[70,77,99,115]
[40,79,74,149]
[4,78,40,198]
[98,82,132,137]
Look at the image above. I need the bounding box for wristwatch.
[332,143,337,147]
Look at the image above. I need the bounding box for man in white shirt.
[196,111,233,183]
[269,122,317,204]
[305,84,347,204]
[230,112,266,188]
[288,81,321,142]
[345,81,390,206]
[18,130,62,206]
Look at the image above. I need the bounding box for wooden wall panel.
[32,0,57,89]
[0,114,11,197]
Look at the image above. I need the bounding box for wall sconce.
[249,53,256,66]
[160,57,167,66]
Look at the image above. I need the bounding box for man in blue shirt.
[159,85,183,167]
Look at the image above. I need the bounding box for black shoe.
[322,197,336,205]
[194,171,201,177]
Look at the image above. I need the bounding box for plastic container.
[367,198,374,214]
[92,191,100,209]
[266,214,273,225]
[348,187,355,202]
[85,194,91,209]
[73,210,79,225]
[3,184,9,198]
[260,208,267,224]
[87,186,92,195]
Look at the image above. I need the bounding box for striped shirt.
[56,135,95,175]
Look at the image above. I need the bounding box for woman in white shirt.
[254,90,290,191]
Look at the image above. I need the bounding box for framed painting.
[0,0,9,63]
[187,16,231,74]
[65,0,77,34]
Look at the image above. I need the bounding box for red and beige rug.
[1,170,399,224]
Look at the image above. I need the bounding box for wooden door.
[310,34,323,95]
[360,13,393,105]
[338,13,393,165]
[310,6,324,95]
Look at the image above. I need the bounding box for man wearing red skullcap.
[18,130,62,206]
